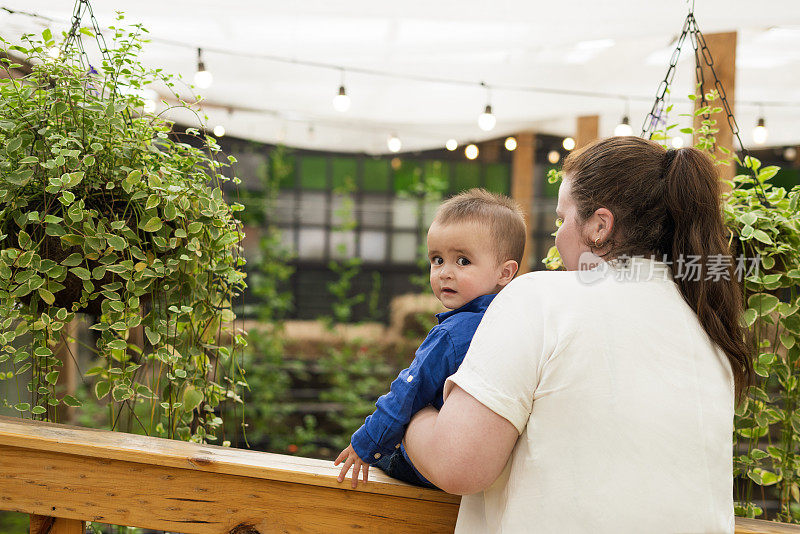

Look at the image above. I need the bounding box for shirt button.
[406,375,414,382]
[374,453,382,459]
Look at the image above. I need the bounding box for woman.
[403,136,753,533]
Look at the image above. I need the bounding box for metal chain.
[642,9,769,205]
[640,14,691,137]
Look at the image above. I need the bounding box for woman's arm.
[403,384,518,495]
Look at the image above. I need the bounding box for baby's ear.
[497,260,519,286]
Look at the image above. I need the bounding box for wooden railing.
[0,416,798,534]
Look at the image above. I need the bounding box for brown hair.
[562,136,753,401]
[434,188,527,267]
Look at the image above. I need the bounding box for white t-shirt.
[445,257,735,534]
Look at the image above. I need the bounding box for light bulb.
[143,99,156,114]
[478,105,496,131]
[387,134,402,153]
[213,125,226,137]
[445,139,458,151]
[784,147,797,161]
[670,136,684,149]
[47,46,60,59]
[465,144,479,160]
[753,118,768,145]
[194,68,213,89]
[547,150,560,164]
[504,137,518,151]
[194,48,213,89]
[562,137,576,151]
[614,116,632,137]
[332,86,351,112]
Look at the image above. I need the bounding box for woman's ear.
[590,207,615,241]
[497,260,519,287]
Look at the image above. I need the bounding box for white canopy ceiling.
[3,1,800,154]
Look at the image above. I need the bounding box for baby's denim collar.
[436,293,496,324]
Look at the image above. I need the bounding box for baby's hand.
[334,443,369,488]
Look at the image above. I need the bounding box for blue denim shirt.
[350,293,496,474]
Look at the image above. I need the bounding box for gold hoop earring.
[594,236,603,248]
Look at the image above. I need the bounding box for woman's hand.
[334,444,370,488]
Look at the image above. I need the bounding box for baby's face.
[426,220,504,310]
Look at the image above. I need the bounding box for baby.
[334,188,527,488]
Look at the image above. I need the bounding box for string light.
[47,46,60,59]
[504,137,517,151]
[670,136,684,148]
[387,134,402,153]
[332,69,351,112]
[614,99,632,136]
[194,48,213,89]
[784,147,797,162]
[753,117,768,145]
[614,117,632,136]
[562,137,576,151]
[213,124,226,137]
[465,144,479,160]
[547,150,560,164]
[445,139,458,151]
[477,82,496,132]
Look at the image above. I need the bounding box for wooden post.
[693,31,737,183]
[576,115,600,149]
[511,132,535,274]
[30,515,85,534]
[53,319,79,424]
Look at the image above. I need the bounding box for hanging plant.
[0,13,247,443]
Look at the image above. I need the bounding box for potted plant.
[0,17,247,443]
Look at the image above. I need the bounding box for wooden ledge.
[2,417,800,533]
[0,415,455,504]
[0,416,458,533]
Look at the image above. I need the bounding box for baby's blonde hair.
[434,188,527,266]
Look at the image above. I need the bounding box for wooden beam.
[30,516,84,534]
[0,416,458,533]
[2,416,799,533]
[511,133,535,273]
[693,31,737,183]
[576,115,600,149]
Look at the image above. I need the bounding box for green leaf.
[748,294,780,316]
[182,387,204,412]
[62,394,82,407]
[31,406,47,415]
[61,253,84,267]
[144,326,161,345]
[45,370,60,385]
[107,339,127,350]
[164,202,177,221]
[112,385,133,402]
[69,267,91,280]
[139,217,162,232]
[780,334,796,350]
[145,194,160,210]
[38,288,55,305]
[106,235,127,250]
[740,212,758,226]
[14,402,30,412]
[752,229,772,245]
[95,380,110,399]
[743,309,758,328]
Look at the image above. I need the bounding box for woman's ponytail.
[663,148,754,402]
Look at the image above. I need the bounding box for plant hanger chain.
[641,5,769,206]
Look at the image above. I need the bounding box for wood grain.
[3,445,457,534]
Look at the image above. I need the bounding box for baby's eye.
[555,217,564,228]
[431,256,443,266]
[456,257,471,266]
